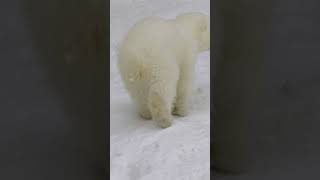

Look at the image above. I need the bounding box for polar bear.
[117,12,210,128]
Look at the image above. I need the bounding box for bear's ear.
[197,15,209,32]
[199,21,208,32]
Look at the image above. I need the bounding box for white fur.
[117,12,210,128]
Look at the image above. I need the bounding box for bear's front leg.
[173,61,195,117]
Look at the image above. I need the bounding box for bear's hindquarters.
[147,64,179,128]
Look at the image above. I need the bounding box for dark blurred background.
[213,0,320,179]
[0,0,108,179]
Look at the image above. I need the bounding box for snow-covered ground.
[110,0,210,179]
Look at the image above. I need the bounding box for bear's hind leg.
[148,81,176,128]
[131,85,152,120]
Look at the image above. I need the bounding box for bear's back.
[120,17,182,54]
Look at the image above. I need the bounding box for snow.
[110,0,210,179]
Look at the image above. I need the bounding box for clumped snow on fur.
[110,0,210,180]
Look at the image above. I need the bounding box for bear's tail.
[128,61,146,82]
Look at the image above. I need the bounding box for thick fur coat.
[118,12,210,128]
